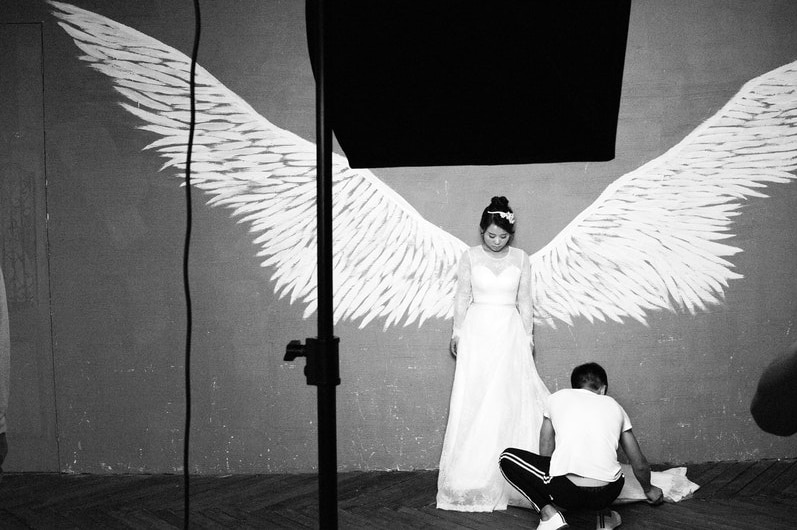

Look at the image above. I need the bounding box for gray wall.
[1,0,796,474]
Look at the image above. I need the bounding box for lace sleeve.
[517,250,534,347]
[452,249,472,339]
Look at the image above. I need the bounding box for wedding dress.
[437,245,550,511]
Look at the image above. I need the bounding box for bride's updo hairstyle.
[480,196,516,234]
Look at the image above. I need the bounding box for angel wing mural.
[50,1,797,331]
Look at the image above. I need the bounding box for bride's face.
[481,223,511,253]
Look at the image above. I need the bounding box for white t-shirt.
[544,388,632,481]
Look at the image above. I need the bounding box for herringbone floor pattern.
[1,459,796,528]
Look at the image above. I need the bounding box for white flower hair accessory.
[487,210,515,224]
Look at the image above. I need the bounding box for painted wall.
[1,0,796,474]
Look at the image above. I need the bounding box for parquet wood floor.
[1,459,796,528]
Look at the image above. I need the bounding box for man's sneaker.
[538,510,568,530]
[596,509,622,529]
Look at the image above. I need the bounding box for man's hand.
[619,429,667,506]
[645,485,664,505]
[449,337,458,357]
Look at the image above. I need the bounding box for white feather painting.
[50,1,797,333]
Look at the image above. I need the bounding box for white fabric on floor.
[614,465,700,504]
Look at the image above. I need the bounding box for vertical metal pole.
[315,0,338,527]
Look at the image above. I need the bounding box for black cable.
[183,0,201,528]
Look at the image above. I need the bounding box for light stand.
[284,0,340,528]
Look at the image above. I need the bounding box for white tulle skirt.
[437,304,550,511]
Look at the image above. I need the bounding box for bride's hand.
[450,337,458,357]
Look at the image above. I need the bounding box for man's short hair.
[571,362,608,391]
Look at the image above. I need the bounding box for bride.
[437,196,551,512]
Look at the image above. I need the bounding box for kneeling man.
[499,362,663,530]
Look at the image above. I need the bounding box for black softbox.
[308,1,633,168]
